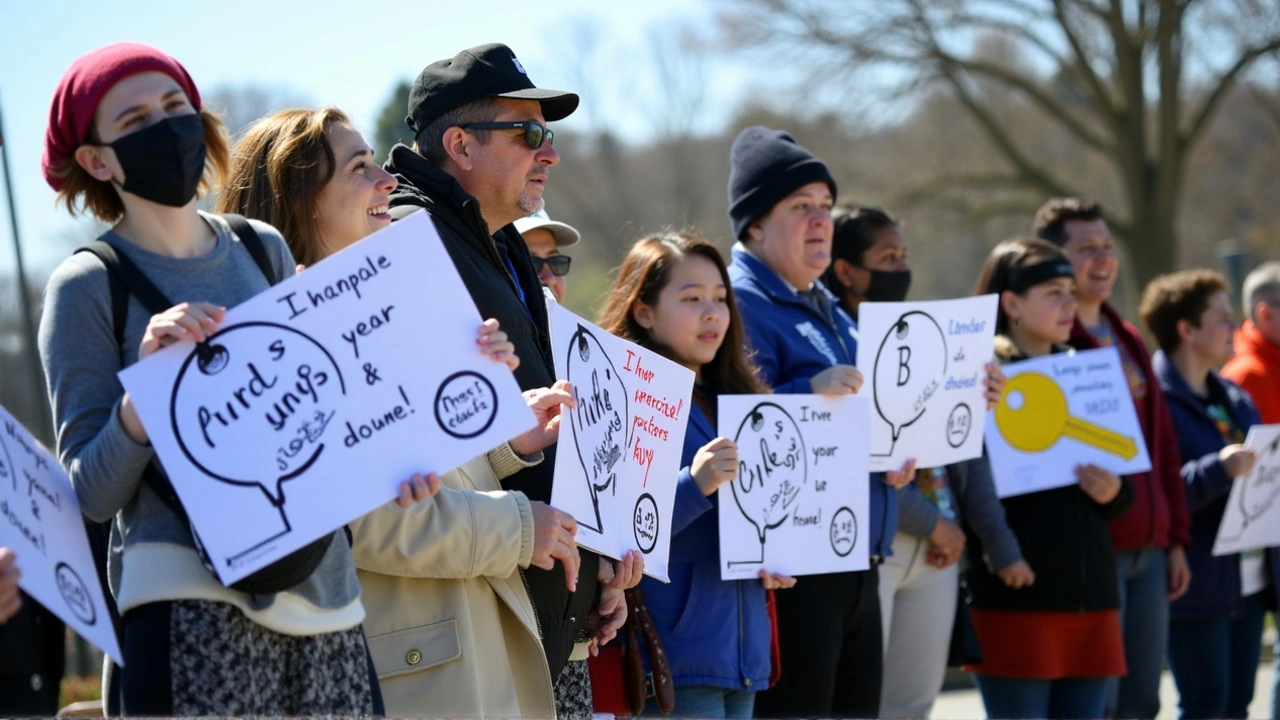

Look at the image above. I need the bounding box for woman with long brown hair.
[597,231,795,718]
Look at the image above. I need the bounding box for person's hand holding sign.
[394,473,443,508]
[1076,463,1121,504]
[510,381,577,457]
[0,549,20,624]
[983,362,1006,411]
[530,502,580,592]
[998,559,1036,589]
[692,437,739,496]
[809,365,864,395]
[477,318,518,372]
[1219,444,1258,479]
[759,570,797,590]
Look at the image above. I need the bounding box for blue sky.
[0,0,757,275]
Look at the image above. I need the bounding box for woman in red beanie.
[37,43,408,716]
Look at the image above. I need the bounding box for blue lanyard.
[504,255,529,313]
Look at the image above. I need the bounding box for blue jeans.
[645,686,755,719]
[1104,548,1169,719]
[1167,591,1267,719]
[974,674,1110,719]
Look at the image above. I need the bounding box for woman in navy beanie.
[726,126,915,718]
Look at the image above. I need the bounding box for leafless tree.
[720,0,1280,288]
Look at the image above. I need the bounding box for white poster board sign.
[984,346,1152,498]
[548,303,693,582]
[1214,425,1280,556]
[0,405,123,663]
[856,295,998,472]
[119,211,535,585]
[717,394,871,580]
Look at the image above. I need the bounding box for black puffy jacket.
[966,340,1134,613]
[0,594,65,715]
[383,145,600,679]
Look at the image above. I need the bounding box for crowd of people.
[0,38,1278,720]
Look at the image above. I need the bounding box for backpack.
[75,214,335,596]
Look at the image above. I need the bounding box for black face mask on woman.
[102,114,207,207]
[862,268,913,303]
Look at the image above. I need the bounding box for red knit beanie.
[42,42,202,191]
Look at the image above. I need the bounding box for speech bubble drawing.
[729,402,807,566]
[872,311,947,456]
[565,324,630,533]
[169,322,346,560]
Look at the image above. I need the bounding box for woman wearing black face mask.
[822,205,912,315]
[37,43,409,716]
[824,205,1019,719]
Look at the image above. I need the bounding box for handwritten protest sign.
[856,295,998,472]
[984,346,1151,498]
[1214,425,1280,556]
[0,404,122,663]
[717,394,871,580]
[119,211,535,585]
[548,303,693,582]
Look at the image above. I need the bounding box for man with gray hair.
[1221,260,1280,720]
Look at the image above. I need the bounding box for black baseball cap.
[405,43,579,137]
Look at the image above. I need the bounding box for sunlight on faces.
[747,181,834,290]
[1182,290,1237,366]
[1003,277,1079,346]
[1061,219,1119,307]
[314,122,397,253]
[523,227,565,303]
[75,71,196,186]
[633,254,731,374]
[462,98,557,228]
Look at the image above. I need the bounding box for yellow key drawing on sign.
[995,372,1139,460]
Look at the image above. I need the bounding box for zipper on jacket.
[518,567,545,640]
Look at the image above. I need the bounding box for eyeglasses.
[532,255,572,277]
[462,120,554,149]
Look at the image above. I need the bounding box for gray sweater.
[896,457,1024,573]
[38,212,362,634]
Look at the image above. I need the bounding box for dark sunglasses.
[462,120,554,149]
[532,255,572,277]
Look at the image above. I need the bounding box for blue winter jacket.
[637,400,772,691]
[1154,350,1280,620]
[727,245,897,557]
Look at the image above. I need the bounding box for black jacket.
[384,145,600,679]
[965,340,1134,613]
[0,594,65,715]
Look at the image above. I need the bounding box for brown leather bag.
[624,587,675,715]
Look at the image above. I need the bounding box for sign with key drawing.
[984,346,1151,498]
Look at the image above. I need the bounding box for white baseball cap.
[514,209,581,248]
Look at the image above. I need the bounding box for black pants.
[754,568,883,719]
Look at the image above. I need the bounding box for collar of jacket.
[992,334,1074,364]
[1234,320,1280,369]
[1152,349,1238,416]
[729,243,841,309]
[385,144,496,239]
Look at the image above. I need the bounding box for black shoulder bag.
[75,214,333,595]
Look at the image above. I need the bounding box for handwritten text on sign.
[0,404,123,663]
[984,346,1151,498]
[549,303,694,582]
[119,211,535,585]
[717,394,871,580]
[856,295,998,472]
[1214,424,1280,556]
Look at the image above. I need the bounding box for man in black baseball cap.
[378,44,619,712]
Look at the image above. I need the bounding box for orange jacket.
[1221,321,1280,425]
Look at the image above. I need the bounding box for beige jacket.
[350,445,555,719]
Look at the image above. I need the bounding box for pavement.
[933,660,1276,719]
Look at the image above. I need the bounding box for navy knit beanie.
[727,126,837,241]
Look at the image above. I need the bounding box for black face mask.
[862,268,913,303]
[102,114,207,208]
